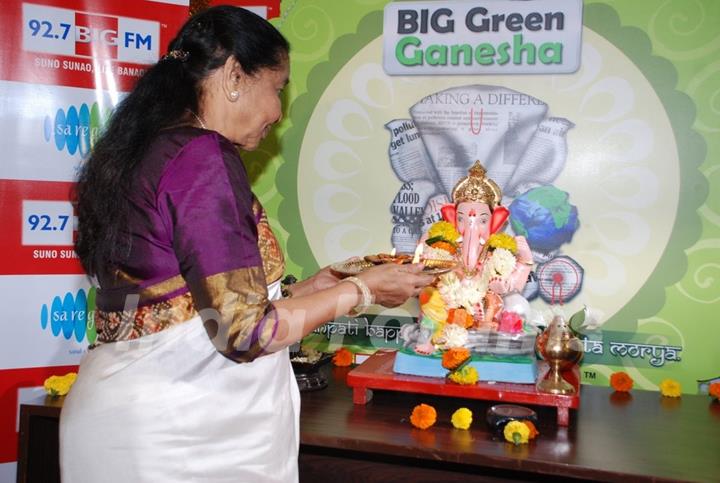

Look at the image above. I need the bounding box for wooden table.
[18,366,720,482]
[301,366,719,482]
[346,351,580,426]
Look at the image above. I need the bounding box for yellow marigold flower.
[44,372,78,397]
[504,420,530,445]
[487,233,517,254]
[421,289,448,323]
[451,408,473,430]
[659,378,682,398]
[428,221,460,244]
[448,366,478,385]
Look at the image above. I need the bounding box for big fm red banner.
[0,0,189,473]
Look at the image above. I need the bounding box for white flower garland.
[438,248,517,314]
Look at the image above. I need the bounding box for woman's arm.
[266,263,434,352]
[283,265,341,298]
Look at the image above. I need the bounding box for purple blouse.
[93,127,284,362]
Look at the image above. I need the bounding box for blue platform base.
[393,350,538,384]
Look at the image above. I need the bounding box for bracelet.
[343,276,373,316]
[518,259,534,266]
[281,274,297,298]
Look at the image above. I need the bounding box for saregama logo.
[43,102,109,156]
[40,288,97,344]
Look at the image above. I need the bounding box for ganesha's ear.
[490,206,510,234]
[440,204,457,228]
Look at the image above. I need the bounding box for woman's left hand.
[287,265,342,297]
[310,265,342,291]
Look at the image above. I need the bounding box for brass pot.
[535,314,583,395]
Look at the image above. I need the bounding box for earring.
[229,91,239,101]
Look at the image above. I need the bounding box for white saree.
[60,281,300,482]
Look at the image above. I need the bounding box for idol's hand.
[515,236,533,264]
[358,263,436,308]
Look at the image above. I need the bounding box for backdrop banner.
[2,0,719,478]
[0,0,191,471]
[267,0,719,398]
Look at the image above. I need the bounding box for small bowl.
[486,404,538,434]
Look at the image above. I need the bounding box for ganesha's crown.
[451,161,502,208]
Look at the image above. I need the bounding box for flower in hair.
[162,49,189,62]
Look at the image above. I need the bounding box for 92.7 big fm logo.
[22,3,159,65]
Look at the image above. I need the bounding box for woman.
[60,6,434,482]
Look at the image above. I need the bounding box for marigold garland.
[487,233,518,254]
[410,404,437,430]
[709,382,720,400]
[332,347,353,367]
[44,372,77,397]
[428,221,460,244]
[609,371,634,393]
[451,408,473,430]
[430,240,457,254]
[448,365,478,385]
[442,347,471,370]
[418,287,434,306]
[447,308,474,329]
[504,420,530,445]
[659,378,682,398]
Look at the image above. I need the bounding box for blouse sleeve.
[157,132,277,363]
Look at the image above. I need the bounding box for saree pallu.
[60,281,300,483]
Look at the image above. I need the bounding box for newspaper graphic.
[506,117,575,197]
[409,85,549,194]
[390,179,437,253]
[387,85,573,251]
[385,119,438,184]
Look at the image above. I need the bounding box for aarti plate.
[330,257,456,277]
[330,258,374,277]
[420,260,457,276]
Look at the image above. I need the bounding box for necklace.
[187,109,207,129]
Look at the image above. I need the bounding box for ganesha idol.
[442,161,533,325]
[395,161,539,384]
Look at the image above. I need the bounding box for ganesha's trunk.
[461,216,484,272]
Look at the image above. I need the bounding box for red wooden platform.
[346,350,580,426]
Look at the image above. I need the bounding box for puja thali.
[330,255,456,277]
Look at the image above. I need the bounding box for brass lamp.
[535,314,583,395]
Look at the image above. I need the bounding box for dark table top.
[20,365,720,482]
[300,365,720,482]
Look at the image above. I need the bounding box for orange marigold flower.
[610,371,634,392]
[410,403,437,430]
[523,420,540,440]
[447,308,474,328]
[431,240,457,254]
[709,382,720,400]
[332,347,353,367]
[442,347,471,370]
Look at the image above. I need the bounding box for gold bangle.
[519,259,534,266]
[343,276,373,316]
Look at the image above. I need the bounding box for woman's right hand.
[357,263,436,308]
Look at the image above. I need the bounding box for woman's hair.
[75,6,289,275]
